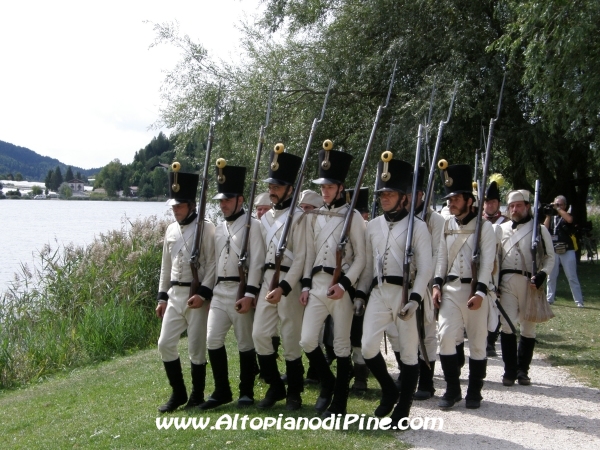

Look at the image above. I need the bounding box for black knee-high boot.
[199,346,233,410]
[324,356,351,417]
[438,354,462,409]
[238,349,257,407]
[185,362,206,409]
[501,332,518,386]
[158,358,188,413]
[305,347,336,412]
[256,353,287,408]
[517,336,536,385]
[465,358,487,409]
[414,359,436,400]
[285,357,304,410]
[364,353,399,417]
[390,362,419,424]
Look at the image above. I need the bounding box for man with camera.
[544,195,584,307]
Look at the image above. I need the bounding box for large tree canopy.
[151,0,599,223]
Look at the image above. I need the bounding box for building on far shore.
[67,179,85,192]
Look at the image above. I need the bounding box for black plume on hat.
[346,187,370,213]
[441,164,473,200]
[312,150,353,185]
[376,159,413,193]
[168,171,199,205]
[213,164,246,199]
[264,151,302,186]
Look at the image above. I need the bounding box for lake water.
[1,200,174,294]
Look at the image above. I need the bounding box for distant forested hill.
[0,140,99,181]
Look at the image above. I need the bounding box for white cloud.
[0,0,260,170]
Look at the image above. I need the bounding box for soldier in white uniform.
[432,164,496,409]
[252,150,307,410]
[356,158,432,424]
[406,167,445,401]
[155,169,216,413]
[499,190,555,386]
[199,161,265,410]
[300,148,366,417]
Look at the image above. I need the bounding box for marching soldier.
[252,149,307,410]
[432,164,496,409]
[483,177,508,356]
[300,148,366,417]
[199,161,265,410]
[155,168,216,413]
[356,158,432,422]
[407,167,445,401]
[499,190,554,386]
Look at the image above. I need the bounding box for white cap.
[254,192,271,206]
[507,189,531,205]
[299,190,323,208]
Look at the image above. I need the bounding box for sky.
[0,0,261,170]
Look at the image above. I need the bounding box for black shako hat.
[485,180,501,202]
[213,161,246,200]
[312,149,353,185]
[409,166,425,192]
[441,164,473,200]
[376,159,413,193]
[167,171,199,206]
[346,187,370,213]
[263,150,302,186]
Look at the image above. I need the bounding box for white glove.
[353,299,365,317]
[398,300,419,321]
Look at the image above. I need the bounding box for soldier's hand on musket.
[530,271,547,289]
[467,294,483,310]
[353,299,365,317]
[155,301,167,319]
[265,287,283,304]
[327,284,344,300]
[187,294,204,309]
[399,296,420,321]
[235,296,254,314]
[432,286,442,309]
[299,290,310,306]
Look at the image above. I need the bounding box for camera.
[540,203,558,216]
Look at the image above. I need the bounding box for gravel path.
[383,343,600,449]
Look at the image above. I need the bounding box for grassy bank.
[0,337,402,450]
[0,215,168,389]
[537,260,600,388]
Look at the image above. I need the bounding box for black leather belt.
[311,265,343,277]
[371,276,406,289]
[264,263,290,273]
[216,276,241,284]
[500,269,532,279]
[171,280,192,287]
[446,275,472,284]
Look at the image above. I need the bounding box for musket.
[398,124,431,367]
[268,80,334,292]
[330,62,398,291]
[470,73,506,299]
[236,85,274,303]
[372,117,395,219]
[424,82,436,169]
[531,179,541,278]
[421,82,458,220]
[190,88,221,300]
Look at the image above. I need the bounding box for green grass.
[536,260,600,388]
[0,336,404,450]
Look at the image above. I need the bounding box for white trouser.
[361,282,419,365]
[157,285,209,364]
[499,274,536,338]
[252,269,305,360]
[300,272,353,357]
[438,280,489,360]
[547,250,584,304]
[207,280,255,352]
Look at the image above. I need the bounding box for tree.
[44,170,53,191]
[31,185,43,196]
[50,166,63,191]
[58,182,73,199]
[15,173,23,181]
[65,166,74,182]
[140,183,154,199]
